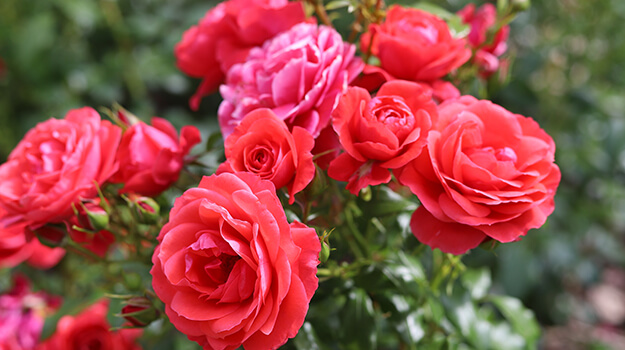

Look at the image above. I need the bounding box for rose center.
[368,96,415,142]
[467,146,518,165]
[397,20,438,44]
[244,145,275,174]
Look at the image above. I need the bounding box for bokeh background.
[1,0,624,348]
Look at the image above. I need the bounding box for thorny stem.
[308,0,333,27]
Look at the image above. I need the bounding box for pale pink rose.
[175,0,308,110]
[111,117,201,196]
[218,22,363,139]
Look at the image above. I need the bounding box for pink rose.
[217,109,315,204]
[360,6,471,82]
[0,107,121,230]
[458,3,509,77]
[397,96,561,254]
[218,22,363,139]
[328,81,438,194]
[151,172,320,350]
[111,117,201,197]
[36,300,142,350]
[175,0,308,110]
[0,275,59,350]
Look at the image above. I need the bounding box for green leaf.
[293,322,326,350]
[341,289,377,350]
[461,267,492,300]
[325,0,350,11]
[489,296,541,347]
[410,3,470,38]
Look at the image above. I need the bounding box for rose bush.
[360,6,471,84]
[151,172,320,350]
[218,22,363,138]
[0,107,121,230]
[111,117,201,197]
[175,0,308,110]
[36,299,142,350]
[328,81,438,194]
[217,109,315,204]
[397,96,561,254]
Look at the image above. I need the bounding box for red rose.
[0,213,65,269]
[397,96,561,254]
[0,107,121,230]
[37,300,142,350]
[151,172,320,350]
[112,117,201,197]
[457,3,509,77]
[360,6,471,82]
[217,109,315,204]
[175,0,308,110]
[328,81,438,194]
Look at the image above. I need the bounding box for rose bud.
[73,200,110,233]
[125,194,160,224]
[120,297,160,327]
[33,223,68,248]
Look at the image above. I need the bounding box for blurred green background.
[1,0,624,348]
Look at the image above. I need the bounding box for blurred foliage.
[1,0,625,348]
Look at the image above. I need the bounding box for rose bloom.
[111,117,201,197]
[151,172,320,350]
[360,6,471,82]
[397,96,561,254]
[175,0,308,110]
[36,300,142,350]
[328,81,438,194]
[218,22,363,139]
[217,109,315,204]
[457,3,509,77]
[0,107,121,231]
[0,276,59,350]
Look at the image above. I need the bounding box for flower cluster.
[0,1,560,349]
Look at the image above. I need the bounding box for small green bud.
[320,240,331,264]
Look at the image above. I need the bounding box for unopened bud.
[33,223,68,247]
[510,0,530,12]
[120,297,160,327]
[320,240,331,264]
[125,194,160,224]
[75,201,110,232]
